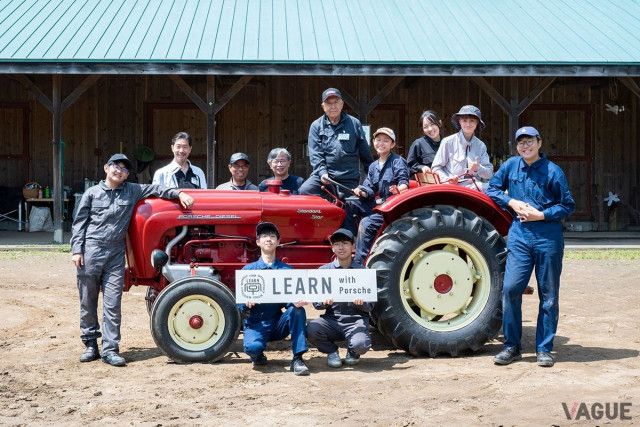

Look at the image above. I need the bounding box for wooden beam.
[206,75,216,187]
[618,77,640,100]
[3,62,640,76]
[472,77,511,113]
[211,75,252,114]
[365,76,404,116]
[515,77,556,116]
[61,75,101,112]
[11,75,53,112]
[169,75,209,113]
[52,75,64,244]
[357,76,369,122]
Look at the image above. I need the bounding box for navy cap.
[329,228,355,243]
[515,126,540,140]
[256,222,280,239]
[321,87,342,103]
[229,152,250,165]
[451,105,486,130]
[107,153,132,171]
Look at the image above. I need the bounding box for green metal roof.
[0,0,639,73]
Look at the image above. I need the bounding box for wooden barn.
[0,0,639,242]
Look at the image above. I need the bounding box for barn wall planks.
[0,75,637,229]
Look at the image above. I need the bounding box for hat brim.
[451,113,486,130]
[330,232,354,243]
[109,159,133,171]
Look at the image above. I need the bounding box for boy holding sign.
[307,228,375,368]
[237,222,310,376]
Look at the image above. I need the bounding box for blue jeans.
[243,306,308,360]
[502,221,563,353]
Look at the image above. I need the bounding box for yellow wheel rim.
[167,294,226,351]
[399,237,491,332]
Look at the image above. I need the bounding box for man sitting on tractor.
[237,222,310,376]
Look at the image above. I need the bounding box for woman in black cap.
[431,105,493,189]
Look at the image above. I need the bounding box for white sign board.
[235,269,378,304]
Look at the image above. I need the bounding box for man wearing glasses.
[216,152,258,191]
[486,127,575,368]
[71,153,194,367]
[258,148,304,194]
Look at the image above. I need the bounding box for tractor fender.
[375,185,512,236]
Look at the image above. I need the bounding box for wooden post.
[206,75,216,187]
[52,75,63,244]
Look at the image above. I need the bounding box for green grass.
[564,249,640,260]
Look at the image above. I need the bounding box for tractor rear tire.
[150,277,240,363]
[367,205,506,357]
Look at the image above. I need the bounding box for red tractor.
[124,180,512,362]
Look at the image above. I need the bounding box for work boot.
[79,341,100,363]
[290,356,310,376]
[344,350,361,366]
[101,352,126,367]
[327,351,342,368]
[536,352,555,367]
[493,347,522,365]
[252,353,268,367]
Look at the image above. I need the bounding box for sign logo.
[240,274,266,299]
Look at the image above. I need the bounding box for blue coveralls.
[307,259,374,355]
[299,112,373,198]
[353,153,409,265]
[486,154,575,353]
[71,181,181,355]
[237,258,308,361]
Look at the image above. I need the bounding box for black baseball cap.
[321,88,342,103]
[256,222,280,239]
[107,153,132,171]
[229,152,250,165]
[329,228,355,243]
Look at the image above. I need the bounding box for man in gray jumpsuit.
[307,228,374,368]
[71,153,194,366]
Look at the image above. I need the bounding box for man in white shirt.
[152,132,207,189]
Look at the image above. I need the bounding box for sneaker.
[493,347,522,365]
[327,351,342,368]
[101,352,126,367]
[252,353,268,366]
[79,341,100,363]
[536,352,555,367]
[290,357,310,376]
[344,350,360,366]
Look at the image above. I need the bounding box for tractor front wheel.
[150,277,240,362]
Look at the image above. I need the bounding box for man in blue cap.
[307,228,374,368]
[71,153,194,367]
[486,126,575,367]
[299,88,373,208]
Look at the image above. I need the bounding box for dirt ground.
[0,252,638,426]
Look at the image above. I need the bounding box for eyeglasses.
[111,164,129,174]
[516,139,537,148]
[230,163,249,169]
[272,159,289,165]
